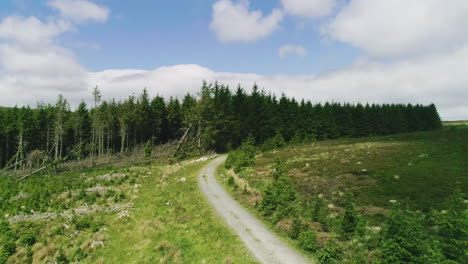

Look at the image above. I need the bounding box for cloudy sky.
[0,0,467,120]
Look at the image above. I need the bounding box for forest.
[0,81,442,170]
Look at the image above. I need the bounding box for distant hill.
[443,120,468,126]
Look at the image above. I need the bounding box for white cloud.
[210,0,283,43]
[2,53,467,120]
[48,0,110,23]
[0,16,70,47]
[0,0,466,122]
[278,44,307,59]
[324,0,468,57]
[281,0,335,18]
[0,14,89,105]
[87,47,468,121]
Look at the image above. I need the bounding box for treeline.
[0,82,441,169]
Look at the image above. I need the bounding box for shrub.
[260,175,297,218]
[71,248,87,261]
[379,210,445,264]
[1,239,16,256]
[272,132,286,148]
[298,230,318,252]
[104,189,116,198]
[317,239,342,264]
[19,232,37,246]
[0,248,10,264]
[227,176,235,186]
[289,217,308,239]
[144,139,152,160]
[271,157,287,181]
[113,193,126,202]
[225,138,256,173]
[340,201,362,240]
[72,216,92,230]
[432,188,468,263]
[56,248,68,263]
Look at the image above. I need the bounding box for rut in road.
[198,156,313,264]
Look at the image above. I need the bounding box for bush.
[227,176,235,186]
[298,230,318,252]
[56,248,69,263]
[271,158,287,181]
[72,216,92,230]
[1,239,16,256]
[19,232,37,246]
[144,139,153,160]
[104,189,116,198]
[225,138,256,173]
[113,193,126,202]
[340,201,362,240]
[260,175,297,218]
[289,217,308,239]
[0,248,10,264]
[317,239,342,264]
[0,219,10,234]
[379,210,445,264]
[432,188,468,263]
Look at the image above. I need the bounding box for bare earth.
[198,156,312,264]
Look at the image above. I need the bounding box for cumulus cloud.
[0,16,70,47]
[0,14,90,106]
[1,55,467,120]
[0,0,466,122]
[323,0,468,57]
[278,44,307,59]
[48,0,110,23]
[85,48,468,121]
[281,0,335,18]
[210,0,283,43]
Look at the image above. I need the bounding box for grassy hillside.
[252,126,467,211]
[221,126,468,263]
[0,159,257,264]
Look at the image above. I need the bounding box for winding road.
[198,156,312,264]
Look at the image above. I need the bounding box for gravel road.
[198,156,312,264]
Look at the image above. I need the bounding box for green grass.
[248,126,467,211]
[1,160,258,264]
[221,126,468,263]
[87,161,257,264]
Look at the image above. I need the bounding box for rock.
[180,177,186,182]
[117,210,130,219]
[91,240,104,248]
[368,226,381,233]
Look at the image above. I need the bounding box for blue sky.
[3,0,359,74]
[0,0,467,120]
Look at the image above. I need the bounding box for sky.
[0,0,467,120]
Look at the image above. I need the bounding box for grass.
[87,161,257,264]
[244,126,467,212]
[220,126,468,262]
[216,164,318,263]
[1,159,258,264]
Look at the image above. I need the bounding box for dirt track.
[198,156,312,264]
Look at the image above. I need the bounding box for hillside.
[221,125,468,263]
[0,158,257,264]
